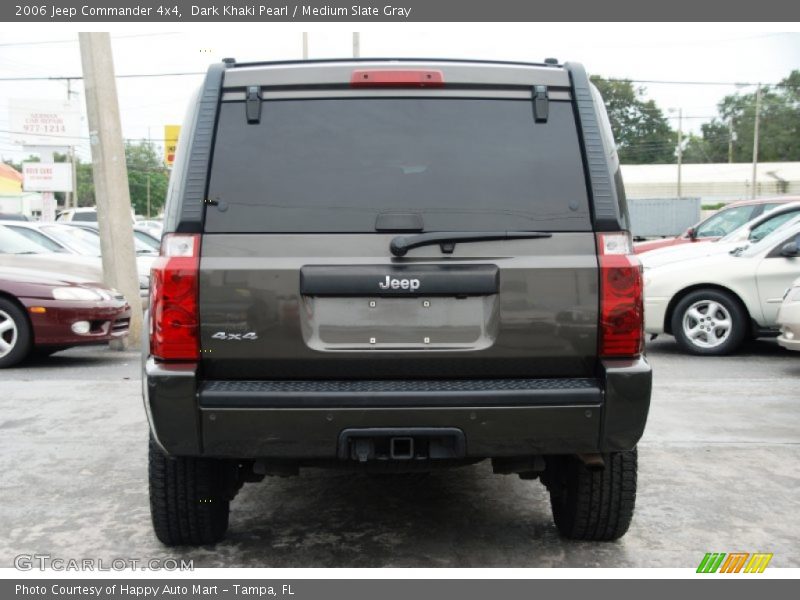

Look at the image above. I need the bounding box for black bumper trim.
[199,377,601,408]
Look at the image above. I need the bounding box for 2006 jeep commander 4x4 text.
[144,58,651,546]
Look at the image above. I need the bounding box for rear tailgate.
[198,63,598,380]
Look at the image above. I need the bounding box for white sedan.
[644,220,800,354]
[777,277,800,352]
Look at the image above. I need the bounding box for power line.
[0,71,203,82]
[0,32,181,48]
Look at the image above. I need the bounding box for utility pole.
[302,32,308,59]
[65,79,73,210]
[79,32,143,347]
[353,32,360,58]
[751,83,762,199]
[146,174,151,219]
[728,117,734,164]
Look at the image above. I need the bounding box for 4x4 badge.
[378,276,420,291]
[211,332,258,341]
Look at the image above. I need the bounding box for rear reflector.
[149,233,200,361]
[597,232,644,358]
[350,69,444,88]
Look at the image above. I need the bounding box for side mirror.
[686,227,697,240]
[780,237,800,257]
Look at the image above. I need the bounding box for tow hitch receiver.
[338,428,466,462]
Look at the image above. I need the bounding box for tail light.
[149,234,200,361]
[597,232,644,358]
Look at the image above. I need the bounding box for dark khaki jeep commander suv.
[144,58,651,546]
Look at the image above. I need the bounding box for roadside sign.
[22,162,74,192]
[164,124,181,166]
[9,99,81,146]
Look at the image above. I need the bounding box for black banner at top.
[3,0,800,21]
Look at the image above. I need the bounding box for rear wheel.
[543,450,637,541]
[671,289,747,355]
[148,436,236,546]
[0,298,32,369]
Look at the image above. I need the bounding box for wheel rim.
[0,309,19,359]
[682,300,733,349]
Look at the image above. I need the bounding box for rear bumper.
[144,357,651,459]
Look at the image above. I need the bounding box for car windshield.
[0,225,49,254]
[40,225,102,255]
[722,207,800,244]
[133,229,160,251]
[695,205,755,238]
[66,226,156,255]
[738,218,800,257]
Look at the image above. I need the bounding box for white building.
[621,162,800,202]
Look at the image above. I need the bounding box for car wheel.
[671,289,747,355]
[543,450,637,541]
[148,435,235,546]
[0,298,32,368]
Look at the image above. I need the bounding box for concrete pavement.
[0,338,798,567]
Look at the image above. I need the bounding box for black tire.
[544,449,637,541]
[0,297,33,369]
[671,289,748,356]
[148,436,234,546]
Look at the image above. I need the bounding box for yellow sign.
[164,125,181,167]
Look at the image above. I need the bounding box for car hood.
[640,241,743,269]
[0,253,103,284]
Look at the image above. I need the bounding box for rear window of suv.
[204,97,591,233]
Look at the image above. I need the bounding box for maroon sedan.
[0,266,131,368]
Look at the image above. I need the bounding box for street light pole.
[353,32,360,58]
[728,117,734,164]
[302,32,308,59]
[751,83,762,199]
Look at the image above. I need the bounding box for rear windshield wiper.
[390,231,552,257]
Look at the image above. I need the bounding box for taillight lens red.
[149,234,200,361]
[598,232,644,358]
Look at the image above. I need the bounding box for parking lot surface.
[1,338,798,568]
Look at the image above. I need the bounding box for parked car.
[56,207,136,224]
[777,277,800,352]
[65,222,156,254]
[143,58,651,545]
[639,202,800,270]
[0,224,105,278]
[0,212,30,221]
[634,196,800,254]
[0,221,152,302]
[644,220,800,355]
[0,265,130,368]
[135,220,164,238]
[133,226,161,251]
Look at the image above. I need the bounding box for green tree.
[125,140,169,218]
[590,76,677,164]
[6,141,169,215]
[691,70,800,163]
